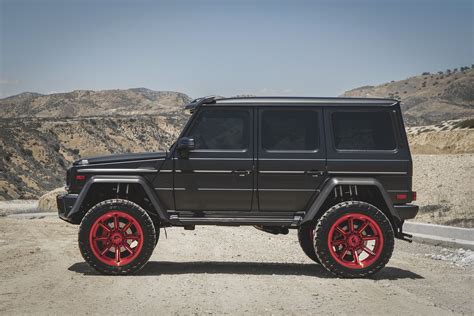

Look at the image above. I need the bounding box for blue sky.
[0,0,472,98]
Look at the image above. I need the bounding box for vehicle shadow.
[69,261,423,280]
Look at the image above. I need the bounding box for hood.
[73,151,167,165]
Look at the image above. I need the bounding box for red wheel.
[79,199,157,275]
[327,213,383,269]
[315,201,394,278]
[89,211,144,267]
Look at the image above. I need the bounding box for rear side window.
[332,111,396,150]
[261,110,319,151]
[188,109,250,150]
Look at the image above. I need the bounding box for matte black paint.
[58,97,418,236]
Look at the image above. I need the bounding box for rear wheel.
[79,199,157,275]
[315,201,394,278]
[297,223,320,263]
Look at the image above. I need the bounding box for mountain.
[0,88,191,118]
[342,67,474,125]
[0,88,192,200]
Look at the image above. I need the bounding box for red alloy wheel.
[327,213,384,269]
[89,211,144,267]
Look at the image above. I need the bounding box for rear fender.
[302,177,401,224]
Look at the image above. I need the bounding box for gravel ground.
[0,215,472,315]
[412,154,473,227]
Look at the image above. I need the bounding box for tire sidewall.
[315,201,394,278]
[79,199,156,275]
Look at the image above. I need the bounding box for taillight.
[396,193,407,200]
[76,175,86,181]
[412,191,417,201]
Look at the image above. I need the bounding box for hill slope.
[342,68,474,125]
[0,88,190,118]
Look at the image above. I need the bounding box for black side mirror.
[177,137,195,158]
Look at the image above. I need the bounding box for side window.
[332,111,396,150]
[188,109,250,150]
[261,110,319,151]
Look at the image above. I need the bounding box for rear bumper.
[57,193,79,223]
[394,204,419,220]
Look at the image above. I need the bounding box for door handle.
[305,170,323,177]
[233,170,252,176]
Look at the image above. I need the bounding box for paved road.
[0,215,472,314]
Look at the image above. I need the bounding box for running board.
[169,214,303,226]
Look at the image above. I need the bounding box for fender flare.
[301,177,401,224]
[68,175,169,221]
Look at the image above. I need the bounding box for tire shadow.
[68,261,423,280]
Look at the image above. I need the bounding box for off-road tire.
[297,223,320,263]
[79,199,157,275]
[315,201,394,278]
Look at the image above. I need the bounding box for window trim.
[329,109,399,154]
[184,107,251,152]
[259,108,321,153]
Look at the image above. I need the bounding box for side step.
[169,212,304,226]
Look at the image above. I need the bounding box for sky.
[0,0,472,98]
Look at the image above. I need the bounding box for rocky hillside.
[343,67,474,125]
[0,113,189,200]
[0,88,191,200]
[0,88,190,118]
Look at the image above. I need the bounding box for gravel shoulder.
[412,154,473,227]
[0,216,472,314]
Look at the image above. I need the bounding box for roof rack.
[184,96,218,112]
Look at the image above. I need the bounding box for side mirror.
[177,137,195,158]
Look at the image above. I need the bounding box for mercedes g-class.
[57,96,418,277]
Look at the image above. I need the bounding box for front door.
[174,106,254,211]
[257,106,326,212]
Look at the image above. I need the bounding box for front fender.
[68,175,168,221]
[301,177,401,224]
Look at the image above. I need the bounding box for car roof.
[185,96,398,111]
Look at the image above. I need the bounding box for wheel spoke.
[123,243,134,254]
[124,235,140,240]
[331,239,346,247]
[349,217,355,233]
[100,243,112,256]
[115,246,121,263]
[353,250,362,267]
[113,215,119,230]
[362,246,376,257]
[358,221,369,234]
[362,236,379,242]
[339,247,349,260]
[335,226,347,237]
[121,222,132,233]
[93,236,109,242]
[98,222,111,233]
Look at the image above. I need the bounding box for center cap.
[111,233,123,245]
[347,235,361,247]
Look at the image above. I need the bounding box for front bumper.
[57,193,79,223]
[394,204,419,220]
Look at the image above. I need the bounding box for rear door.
[257,106,326,212]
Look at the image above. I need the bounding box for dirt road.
[0,214,472,315]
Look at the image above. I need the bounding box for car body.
[58,96,418,277]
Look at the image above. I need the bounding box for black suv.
[57,96,418,277]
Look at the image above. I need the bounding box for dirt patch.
[411,154,473,228]
[0,216,473,314]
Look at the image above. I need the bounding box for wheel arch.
[69,175,168,223]
[302,177,401,228]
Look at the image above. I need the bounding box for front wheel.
[314,201,394,278]
[78,199,157,275]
